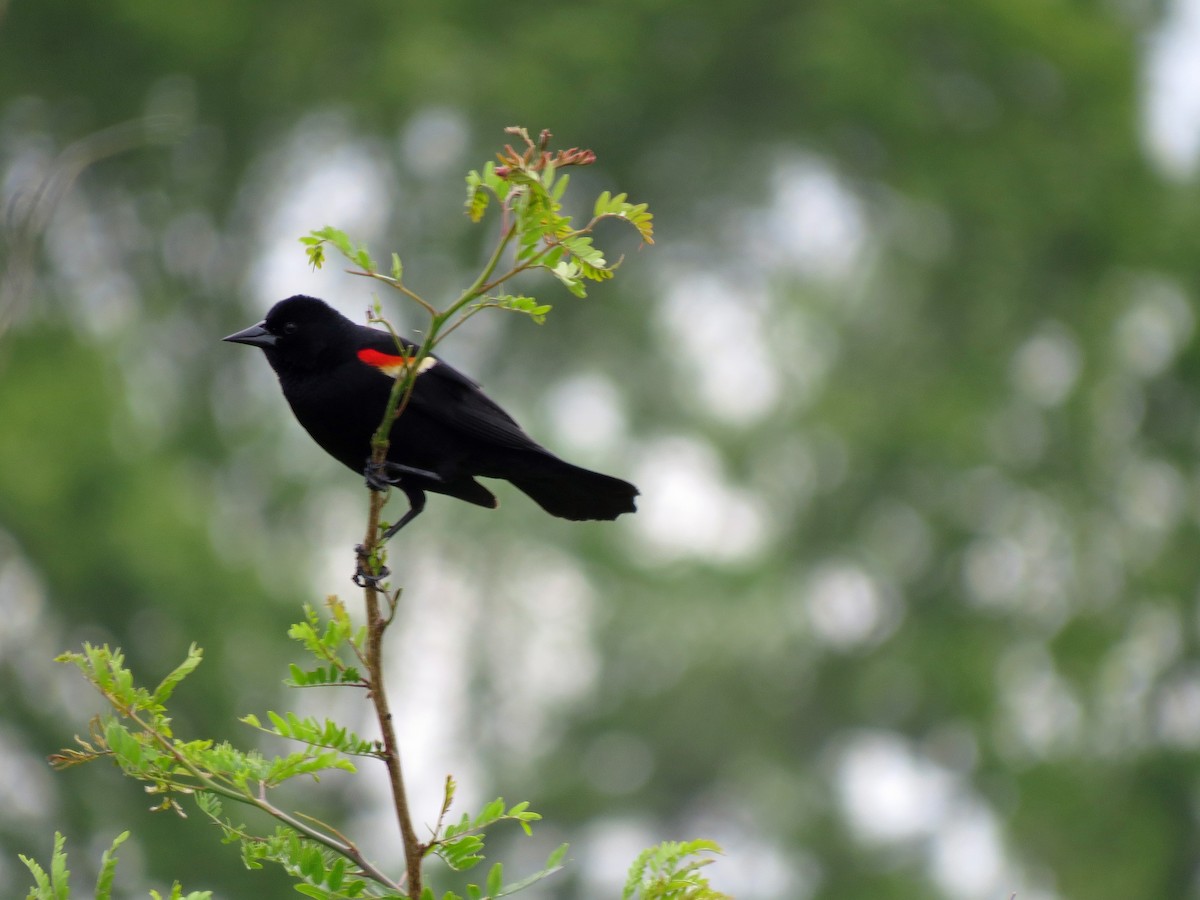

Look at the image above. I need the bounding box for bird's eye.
[283,322,298,335]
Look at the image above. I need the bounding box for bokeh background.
[4,2,1200,897]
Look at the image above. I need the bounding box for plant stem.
[354,219,523,899]
[114,700,401,891]
[443,223,518,321]
[359,492,424,897]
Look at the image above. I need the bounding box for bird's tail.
[507,459,638,521]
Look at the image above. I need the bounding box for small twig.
[293,810,361,851]
[105,696,400,891]
[348,269,439,317]
[358,496,424,895]
[427,775,456,846]
[256,787,399,888]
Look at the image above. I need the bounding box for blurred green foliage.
[4,1,1200,898]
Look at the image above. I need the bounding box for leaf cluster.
[304,126,651,348]
[20,831,210,900]
[45,625,566,899]
[464,129,653,304]
[623,840,730,900]
[286,599,369,688]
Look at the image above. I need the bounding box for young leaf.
[489,844,570,898]
[550,260,588,298]
[304,242,326,270]
[476,798,505,826]
[485,862,503,897]
[593,190,655,244]
[152,644,203,705]
[622,839,728,900]
[351,246,375,272]
[95,831,131,900]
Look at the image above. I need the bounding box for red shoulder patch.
[358,348,409,370]
[357,348,436,378]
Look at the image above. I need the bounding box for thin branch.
[437,301,497,343]
[108,699,401,891]
[256,788,399,888]
[357,503,424,895]
[442,223,518,321]
[429,776,456,845]
[348,269,439,317]
[350,221,528,900]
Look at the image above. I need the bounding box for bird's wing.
[412,364,547,452]
[354,330,546,452]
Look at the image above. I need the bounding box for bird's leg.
[363,459,446,491]
[381,485,427,541]
[352,485,429,586]
[355,461,437,584]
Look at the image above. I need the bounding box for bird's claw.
[353,565,390,590]
[353,543,390,589]
[364,460,393,492]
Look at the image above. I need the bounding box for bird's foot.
[363,459,445,492]
[364,460,394,492]
[353,543,391,590]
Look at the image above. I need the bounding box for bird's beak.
[223,321,277,347]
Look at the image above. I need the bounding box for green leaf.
[550,171,570,201]
[326,856,346,891]
[246,711,378,757]
[546,843,569,870]
[593,190,655,244]
[476,798,505,826]
[300,845,325,883]
[466,164,503,222]
[490,844,570,898]
[18,856,50,897]
[485,862,503,897]
[312,226,352,255]
[150,885,213,900]
[19,832,73,900]
[622,840,727,900]
[549,260,588,298]
[438,834,485,871]
[152,643,204,710]
[302,226,376,272]
[391,252,404,281]
[95,831,130,900]
[304,243,326,270]
[105,720,144,769]
[492,294,551,324]
[195,790,223,820]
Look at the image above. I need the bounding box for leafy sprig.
[623,840,729,900]
[20,831,212,900]
[46,635,569,899]
[36,127,726,900]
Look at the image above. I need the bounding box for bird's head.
[223,295,354,373]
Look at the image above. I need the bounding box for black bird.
[224,295,638,538]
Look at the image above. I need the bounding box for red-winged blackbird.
[224,295,638,538]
